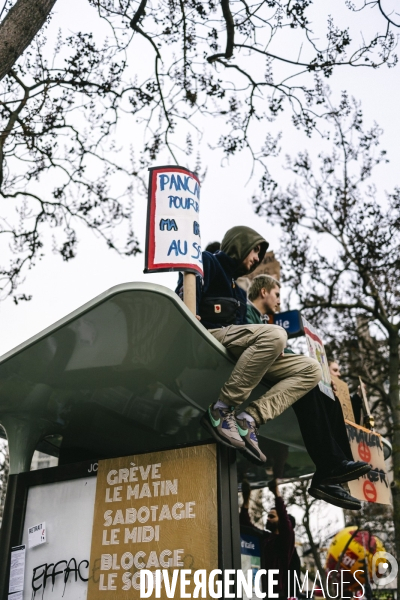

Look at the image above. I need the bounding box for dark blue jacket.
[176,251,247,329]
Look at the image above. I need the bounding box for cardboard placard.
[144,166,203,276]
[346,421,391,505]
[331,376,355,422]
[302,317,334,400]
[87,444,217,598]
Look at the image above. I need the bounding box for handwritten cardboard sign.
[144,166,203,276]
[331,376,356,422]
[346,421,391,505]
[302,317,334,400]
[87,444,217,598]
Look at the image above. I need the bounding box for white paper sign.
[145,165,203,276]
[28,522,46,548]
[22,477,97,600]
[9,545,26,594]
[302,316,334,400]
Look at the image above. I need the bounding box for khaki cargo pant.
[209,324,322,426]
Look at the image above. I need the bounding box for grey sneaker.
[236,418,267,463]
[201,404,245,449]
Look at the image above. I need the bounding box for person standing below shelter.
[240,479,296,600]
[245,274,370,509]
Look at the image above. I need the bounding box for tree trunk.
[299,483,326,583]
[303,513,325,575]
[0,0,58,81]
[388,332,400,597]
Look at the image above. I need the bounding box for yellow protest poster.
[87,443,218,598]
[346,421,392,506]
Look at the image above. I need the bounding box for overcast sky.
[1,0,399,356]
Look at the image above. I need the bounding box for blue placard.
[273,310,304,338]
[240,533,261,557]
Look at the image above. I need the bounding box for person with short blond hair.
[247,275,281,325]
[248,274,280,301]
[244,272,371,510]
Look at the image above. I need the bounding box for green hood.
[220,226,269,274]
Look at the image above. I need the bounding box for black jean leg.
[292,386,351,474]
[321,390,353,462]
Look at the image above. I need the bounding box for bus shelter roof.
[0,283,313,479]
